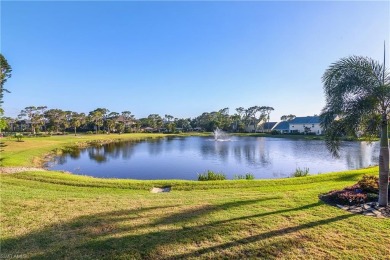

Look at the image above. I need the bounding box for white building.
[288,116,323,135]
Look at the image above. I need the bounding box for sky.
[1,1,389,121]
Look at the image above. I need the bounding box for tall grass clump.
[198,170,226,181]
[233,173,255,180]
[292,167,310,177]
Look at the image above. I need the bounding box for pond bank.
[0,167,46,174]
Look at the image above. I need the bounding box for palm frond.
[321,55,388,157]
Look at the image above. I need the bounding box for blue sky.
[1,1,389,121]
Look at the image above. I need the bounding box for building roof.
[273,121,289,130]
[289,116,320,124]
[262,122,277,130]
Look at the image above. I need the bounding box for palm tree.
[69,112,86,135]
[320,55,389,206]
[89,108,109,134]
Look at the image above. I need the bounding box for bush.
[292,167,310,177]
[366,193,379,201]
[233,173,254,180]
[320,184,369,205]
[198,170,226,181]
[86,131,94,135]
[233,174,245,180]
[357,175,379,193]
[14,133,23,142]
[245,173,255,180]
[270,130,279,135]
[319,175,386,206]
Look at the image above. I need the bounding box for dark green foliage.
[0,54,12,104]
[198,170,226,181]
[245,173,255,180]
[14,133,23,142]
[357,175,379,193]
[233,174,245,180]
[292,167,310,177]
[320,56,389,157]
[233,173,254,180]
[320,175,388,206]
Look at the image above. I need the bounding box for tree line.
[2,105,277,135]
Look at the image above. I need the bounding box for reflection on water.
[49,137,379,180]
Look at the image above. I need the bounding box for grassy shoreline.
[1,167,389,259]
[1,133,174,167]
[1,133,388,259]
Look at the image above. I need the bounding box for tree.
[44,109,65,133]
[37,106,48,131]
[281,114,296,121]
[0,108,7,132]
[89,108,109,134]
[164,114,174,123]
[320,55,389,206]
[147,114,163,129]
[106,112,119,133]
[116,121,125,134]
[62,111,73,132]
[19,106,46,134]
[69,112,86,135]
[0,54,12,105]
[121,111,134,132]
[176,118,192,131]
[259,106,274,132]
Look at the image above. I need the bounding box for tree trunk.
[379,114,389,206]
[74,127,77,136]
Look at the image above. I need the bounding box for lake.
[48,136,379,180]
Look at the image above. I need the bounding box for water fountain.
[213,127,230,141]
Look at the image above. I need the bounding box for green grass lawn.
[1,134,389,259]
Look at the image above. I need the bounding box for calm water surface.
[49,136,379,180]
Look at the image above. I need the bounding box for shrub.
[86,131,94,135]
[366,193,379,201]
[14,133,23,142]
[320,184,369,205]
[233,174,245,180]
[330,190,367,205]
[233,173,254,180]
[198,170,226,181]
[270,130,279,135]
[357,175,379,193]
[245,173,255,180]
[292,167,310,177]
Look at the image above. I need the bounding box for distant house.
[13,119,33,132]
[245,118,270,133]
[259,122,278,133]
[272,121,290,134]
[116,116,135,127]
[142,127,154,133]
[289,116,322,135]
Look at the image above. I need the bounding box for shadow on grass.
[1,198,353,259]
[0,141,6,163]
